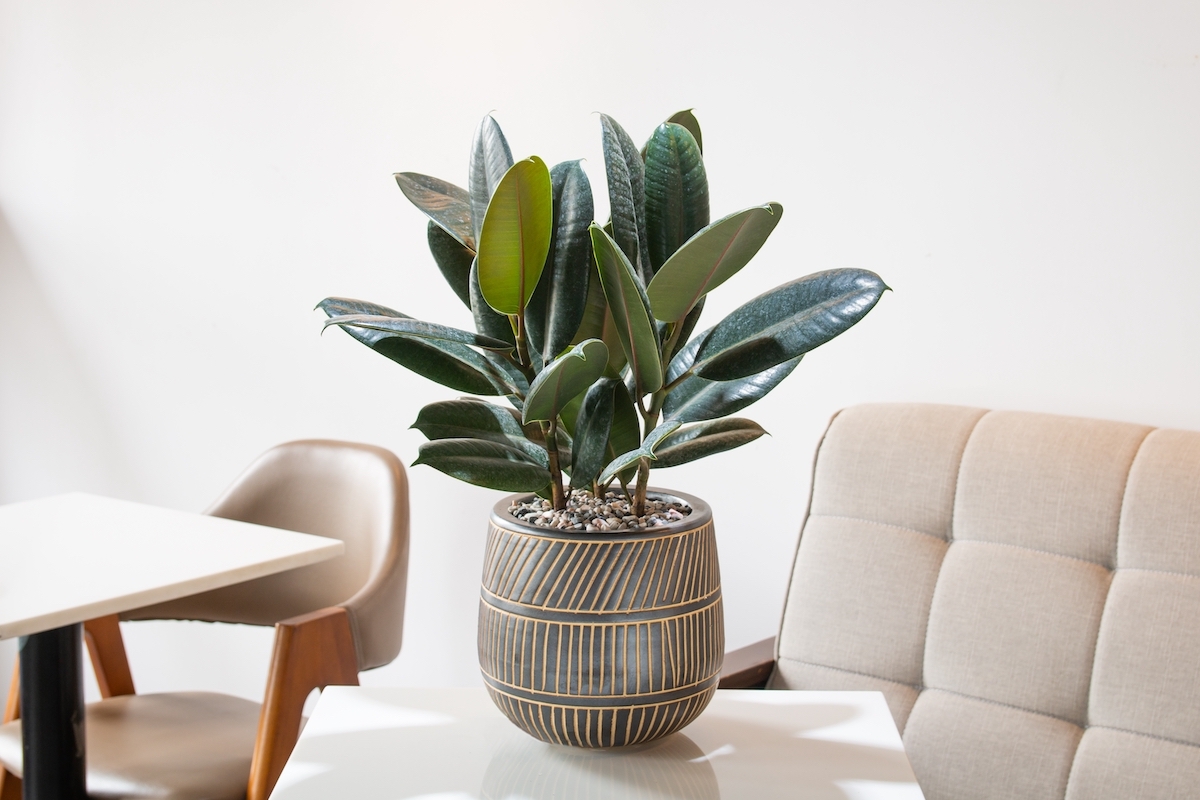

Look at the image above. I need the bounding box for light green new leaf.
[413,438,550,492]
[569,378,618,489]
[395,172,475,252]
[651,418,767,469]
[647,203,783,323]
[317,298,509,396]
[468,114,514,243]
[522,339,609,424]
[597,420,682,487]
[412,399,547,467]
[477,157,553,315]
[644,123,709,273]
[589,224,662,394]
[692,269,888,381]
[322,314,513,351]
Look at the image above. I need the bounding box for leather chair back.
[772,404,1200,799]
[123,440,409,671]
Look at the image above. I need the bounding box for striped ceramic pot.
[478,489,723,748]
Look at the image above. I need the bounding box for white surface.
[272,688,923,799]
[0,492,343,639]
[0,1,1197,696]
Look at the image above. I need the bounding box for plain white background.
[1,0,1197,703]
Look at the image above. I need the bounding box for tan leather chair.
[0,439,410,800]
[720,404,1200,800]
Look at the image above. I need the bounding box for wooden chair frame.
[1,607,360,800]
[717,636,777,690]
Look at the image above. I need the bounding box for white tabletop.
[272,687,925,799]
[0,492,344,639]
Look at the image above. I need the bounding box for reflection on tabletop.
[272,688,924,799]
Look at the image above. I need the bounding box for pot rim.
[491,486,712,541]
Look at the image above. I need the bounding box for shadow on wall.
[0,207,136,505]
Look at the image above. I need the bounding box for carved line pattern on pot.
[481,521,719,613]
[478,602,724,697]
[484,685,718,748]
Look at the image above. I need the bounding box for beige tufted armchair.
[0,439,410,800]
[720,403,1200,800]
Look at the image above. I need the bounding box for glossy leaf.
[469,258,516,346]
[427,222,473,308]
[590,224,662,394]
[522,339,609,423]
[597,420,682,487]
[412,399,548,466]
[395,172,475,252]
[569,378,617,489]
[607,381,641,487]
[526,160,594,362]
[468,114,514,244]
[321,314,512,351]
[666,109,703,154]
[647,203,783,323]
[663,324,802,422]
[317,298,508,396]
[644,123,710,274]
[477,157,553,315]
[670,296,705,362]
[413,438,550,492]
[693,269,888,381]
[652,418,767,468]
[599,114,651,284]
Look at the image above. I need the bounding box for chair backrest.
[772,403,1200,800]
[122,439,409,671]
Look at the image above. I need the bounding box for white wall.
[1,0,1197,701]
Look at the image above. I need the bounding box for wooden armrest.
[84,615,136,698]
[247,606,360,800]
[719,636,776,689]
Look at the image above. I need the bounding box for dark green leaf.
[317,297,508,396]
[413,438,550,492]
[590,225,662,394]
[651,418,767,468]
[647,203,783,323]
[395,172,475,252]
[644,123,709,274]
[427,222,473,309]
[322,314,513,351]
[693,269,888,381]
[598,420,682,486]
[665,109,702,154]
[469,258,516,346]
[468,114,514,243]
[670,296,705,362]
[607,381,641,486]
[478,157,553,315]
[412,399,547,467]
[522,339,609,424]
[599,114,651,284]
[663,325,802,422]
[570,378,617,488]
[527,160,594,362]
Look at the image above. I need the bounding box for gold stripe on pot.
[478,489,724,748]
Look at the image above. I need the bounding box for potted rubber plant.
[319,110,887,747]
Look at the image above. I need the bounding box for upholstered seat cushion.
[0,692,260,799]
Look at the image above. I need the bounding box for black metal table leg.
[19,624,86,800]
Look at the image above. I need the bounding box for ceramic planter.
[478,489,723,748]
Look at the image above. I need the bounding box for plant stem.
[542,418,566,510]
[513,312,532,370]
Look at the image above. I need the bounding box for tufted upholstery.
[770,403,1200,800]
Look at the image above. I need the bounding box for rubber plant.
[320,111,888,516]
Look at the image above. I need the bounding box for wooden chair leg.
[0,656,20,798]
[246,606,360,800]
[83,614,136,698]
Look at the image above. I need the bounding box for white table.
[0,492,344,800]
[272,687,926,799]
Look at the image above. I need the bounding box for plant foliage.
[322,111,889,514]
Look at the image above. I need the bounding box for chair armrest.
[246,606,359,800]
[718,636,776,689]
[83,615,136,698]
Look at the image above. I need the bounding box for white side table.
[0,493,344,800]
[273,687,925,798]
